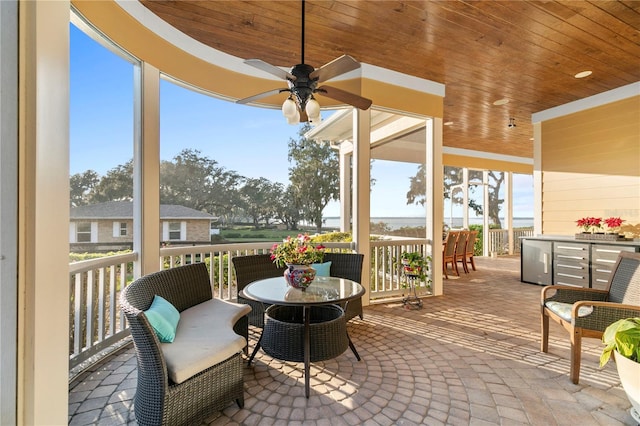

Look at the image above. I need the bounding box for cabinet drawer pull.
[595,249,621,254]
[556,281,581,287]
[557,255,585,260]
[594,258,616,264]
[556,245,586,251]
[594,268,611,274]
[557,263,583,270]
[557,272,584,279]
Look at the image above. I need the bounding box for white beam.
[18,1,70,423]
[133,62,161,276]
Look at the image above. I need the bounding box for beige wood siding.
[541,96,640,236]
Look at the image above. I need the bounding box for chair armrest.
[572,301,640,331]
[541,285,608,305]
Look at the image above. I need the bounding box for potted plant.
[270,234,325,289]
[396,251,433,292]
[600,317,640,423]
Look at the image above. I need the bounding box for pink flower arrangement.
[270,234,325,267]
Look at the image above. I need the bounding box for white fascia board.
[532,81,640,123]
[443,147,533,165]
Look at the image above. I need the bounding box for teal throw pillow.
[311,261,332,277]
[144,295,180,343]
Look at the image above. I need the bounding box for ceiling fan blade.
[244,59,296,81]
[236,88,289,105]
[317,85,372,110]
[310,55,361,82]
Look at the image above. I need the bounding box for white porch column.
[505,172,514,254]
[18,1,69,424]
[429,118,444,296]
[352,108,371,306]
[533,122,543,235]
[133,62,161,276]
[482,170,490,256]
[462,168,470,229]
[339,146,351,232]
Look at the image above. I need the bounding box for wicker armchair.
[541,251,640,383]
[232,254,285,328]
[120,263,248,425]
[323,252,365,321]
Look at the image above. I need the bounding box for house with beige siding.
[70,201,214,252]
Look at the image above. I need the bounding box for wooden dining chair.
[453,230,469,275]
[443,231,458,279]
[463,230,479,272]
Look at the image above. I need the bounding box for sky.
[69,24,533,220]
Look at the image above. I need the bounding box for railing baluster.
[73,273,82,356]
[85,270,94,350]
[109,264,116,336]
[98,267,105,342]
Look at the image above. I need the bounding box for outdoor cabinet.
[553,242,590,287]
[521,239,552,285]
[521,237,640,288]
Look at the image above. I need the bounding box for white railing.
[485,228,534,255]
[370,239,431,301]
[69,252,137,371]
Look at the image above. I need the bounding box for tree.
[160,149,243,217]
[238,178,283,228]
[406,165,505,226]
[274,184,303,230]
[70,170,100,207]
[91,160,134,202]
[288,124,339,233]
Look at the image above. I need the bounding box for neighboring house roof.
[70,201,214,220]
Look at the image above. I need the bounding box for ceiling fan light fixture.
[305,96,321,119]
[508,117,516,128]
[282,97,298,118]
[286,108,301,125]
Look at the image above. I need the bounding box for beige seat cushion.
[161,298,251,384]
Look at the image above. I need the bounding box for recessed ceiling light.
[444,121,454,126]
[574,70,592,79]
[493,98,509,106]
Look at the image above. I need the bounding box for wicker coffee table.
[242,276,364,398]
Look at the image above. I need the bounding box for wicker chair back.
[323,252,365,321]
[232,254,285,328]
[606,252,640,304]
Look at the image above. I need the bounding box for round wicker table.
[242,276,364,398]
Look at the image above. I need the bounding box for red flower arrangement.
[576,217,602,233]
[603,217,624,232]
[576,216,624,233]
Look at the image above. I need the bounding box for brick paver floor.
[69,256,636,425]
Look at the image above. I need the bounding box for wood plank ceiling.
[139,0,640,159]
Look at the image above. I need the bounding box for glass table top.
[242,276,364,306]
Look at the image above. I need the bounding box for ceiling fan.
[236,0,372,124]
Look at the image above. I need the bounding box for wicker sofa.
[120,262,251,426]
